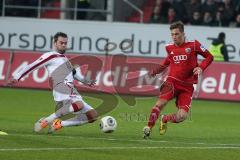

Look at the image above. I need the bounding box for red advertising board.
[1,50,239,102]
[0,50,11,86]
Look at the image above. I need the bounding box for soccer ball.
[100,116,117,133]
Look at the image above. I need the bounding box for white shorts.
[53,82,82,101]
[55,98,93,114]
[54,83,93,114]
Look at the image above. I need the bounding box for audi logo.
[173,55,188,61]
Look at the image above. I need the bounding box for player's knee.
[72,102,84,112]
[86,109,98,123]
[179,114,187,122]
[155,99,167,110]
[176,111,188,122]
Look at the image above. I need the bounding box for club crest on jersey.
[200,45,206,52]
[185,48,191,54]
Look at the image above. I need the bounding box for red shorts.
[159,78,194,112]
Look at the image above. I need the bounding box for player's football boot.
[143,126,151,139]
[34,117,48,132]
[159,115,167,135]
[48,119,62,133]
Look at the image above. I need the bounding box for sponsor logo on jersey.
[185,48,191,54]
[200,45,206,52]
[173,55,188,63]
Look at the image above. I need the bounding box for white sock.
[61,114,88,127]
[44,113,58,123]
[45,104,75,123]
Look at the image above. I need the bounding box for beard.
[58,49,66,54]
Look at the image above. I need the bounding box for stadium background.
[0,0,240,159]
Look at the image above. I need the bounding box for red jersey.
[154,40,213,84]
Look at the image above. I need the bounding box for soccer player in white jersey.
[8,32,98,133]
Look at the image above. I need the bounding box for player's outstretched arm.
[12,54,52,82]
[80,79,96,87]
[150,57,169,77]
[72,66,96,87]
[150,65,168,77]
[195,40,214,71]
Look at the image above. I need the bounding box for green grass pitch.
[0,88,240,160]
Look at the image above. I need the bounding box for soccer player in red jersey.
[143,21,213,138]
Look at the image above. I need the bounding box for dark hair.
[170,21,184,32]
[218,32,225,41]
[53,32,68,43]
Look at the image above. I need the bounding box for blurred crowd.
[0,0,92,19]
[1,0,55,17]
[149,0,240,27]
[1,0,240,27]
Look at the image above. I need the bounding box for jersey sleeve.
[13,53,52,81]
[162,56,170,66]
[73,66,84,81]
[194,40,214,71]
[150,47,170,76]
[162,46,171,67]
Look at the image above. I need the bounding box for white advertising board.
[0,18,239,61]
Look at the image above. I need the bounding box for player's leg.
[159,108,189,135]
[61,109,97,127]
[143,98,168,139]
[143,81,174,138]
[34,100,84,132]
[160,84,193,135]
[176,108,188,122]
[147,99,168,129]
[53,100,85,121]
[48,101,98,133]
[46,100,84,122]
[161,108,188,124]
[51,109,97,129]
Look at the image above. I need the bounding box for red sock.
[148,106,160,128]
[162,114,178,123]
[71,103,80,112]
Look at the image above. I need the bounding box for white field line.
[6,133,240,147]
[1,146,240,152]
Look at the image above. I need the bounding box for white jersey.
[13,51,82,102]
